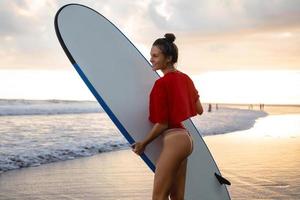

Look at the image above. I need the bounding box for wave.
[0,100,269,174]
[0,140,128,173]
[0,99,103,116]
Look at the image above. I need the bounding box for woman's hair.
[153,33,178,65]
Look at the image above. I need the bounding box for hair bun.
[164,33,176,43]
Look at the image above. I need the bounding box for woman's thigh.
[153,130,193,197]
[169,158,188,199]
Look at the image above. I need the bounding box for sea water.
[0,99,266,173]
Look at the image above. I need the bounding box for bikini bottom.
[161,128,194,156]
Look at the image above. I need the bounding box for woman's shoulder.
[153,77,165,90]
[155,70,191,85]
[154,76,164,84]
[177,71,193,82]
[165,70,191,81]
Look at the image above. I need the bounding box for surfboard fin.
[214,173,231,185]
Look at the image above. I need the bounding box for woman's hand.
[131,123,167,156]
[131,141,146,155]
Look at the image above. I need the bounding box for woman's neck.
[162,66,177,75]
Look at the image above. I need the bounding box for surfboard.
[55,4,231,199]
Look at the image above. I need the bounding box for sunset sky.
[1,0,300,73]
[0,0,299,104]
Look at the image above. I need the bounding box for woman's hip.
[161,128,194,156]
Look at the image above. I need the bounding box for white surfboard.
[55,4,231,199]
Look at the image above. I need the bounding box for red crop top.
[148,70,199,129]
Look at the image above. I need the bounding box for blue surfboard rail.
[73,62,155,171]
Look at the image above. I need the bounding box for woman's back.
[149,70,199,128]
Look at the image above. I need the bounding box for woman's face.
[150,45,170,71]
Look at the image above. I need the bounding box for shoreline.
[1,100,299,199]
[0,104,295,175]
[1,126,299,199]
[216,104,300,115]
[0,106,267,174]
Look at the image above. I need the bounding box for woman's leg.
[169,158,187,200]
[170,132,193,200]
[152,130,193,200]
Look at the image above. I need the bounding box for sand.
[0,129,299,199]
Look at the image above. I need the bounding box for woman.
[132,33,203,200]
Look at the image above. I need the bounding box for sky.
[1,0,300,73]
[0,0,300,104]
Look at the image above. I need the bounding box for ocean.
[0,99,267,173]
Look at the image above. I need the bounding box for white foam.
[0,99,103,115]
[0,100,268,173]
[192,107,268,135]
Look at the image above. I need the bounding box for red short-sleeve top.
[149,70,200,129]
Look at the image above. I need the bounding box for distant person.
[132,33,203,199]
[249,104,253,110]
[208,103,212,112]
[259,103,264,111]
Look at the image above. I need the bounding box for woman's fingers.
[131,143,136,148]
[131,142,145,155]
[131,142,139,155]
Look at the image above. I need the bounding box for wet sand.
[0,127,299,199]
[0,149,153,200]
[1,106,300,199]
[205,131,300,199]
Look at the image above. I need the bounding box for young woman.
[132,33,203,200]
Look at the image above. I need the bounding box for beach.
[1,0,300,199]
[1,126,299,199]
[0,103,299,199]
[0,149,153,200]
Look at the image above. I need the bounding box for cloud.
[0,0,157,68]
[242,0,300,28]
[0,1,32,35]
[146,0,300,34]
[0,0,299,72]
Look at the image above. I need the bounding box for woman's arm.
[132,122,168,155]
[196,99,204,115]
[142,122,168,146]
[133,99,202,155]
